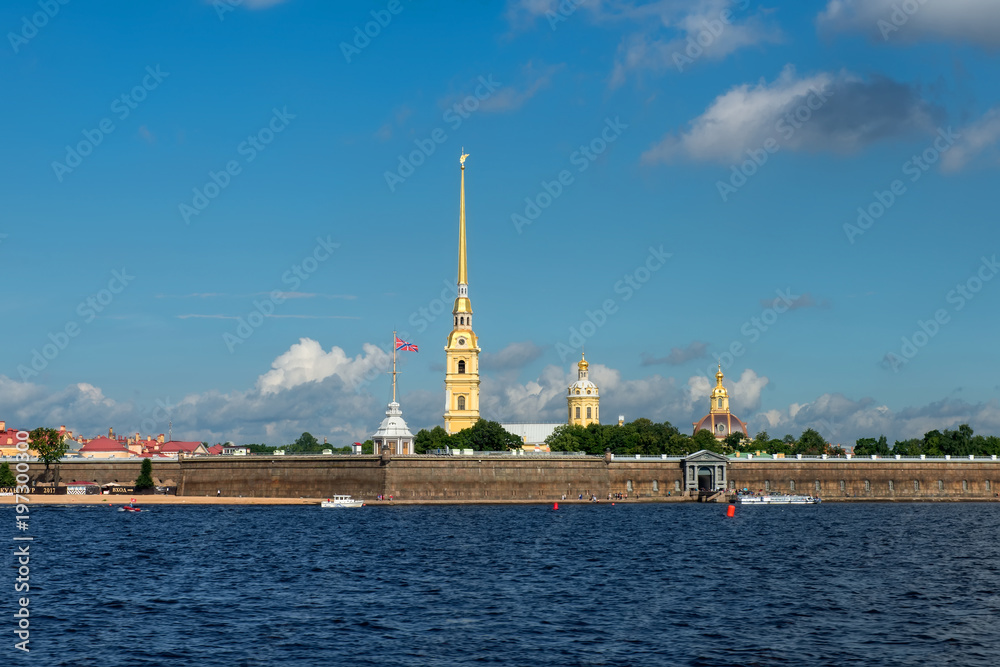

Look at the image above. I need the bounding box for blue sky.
[2,0,999,446]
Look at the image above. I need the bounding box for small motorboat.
[119,500,145,512]
[320,495,364,508]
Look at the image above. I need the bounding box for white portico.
[682,450,730,492]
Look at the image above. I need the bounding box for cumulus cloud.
[256,338,388,395]
[642,65,942,164]
[7,339,1000,449]
[506,0,781,84]
[941,106,1000,172]
[817,0,1000,48]
[758,394,1000,446]
[641,341,709,366]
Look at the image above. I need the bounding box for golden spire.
[458,150,469,286]
[578,350,588,370]
[712,364,728,400]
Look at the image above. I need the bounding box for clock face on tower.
[458,337,466,346]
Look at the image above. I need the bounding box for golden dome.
[578,352,589,370]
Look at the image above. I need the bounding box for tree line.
[853,424,1000,457]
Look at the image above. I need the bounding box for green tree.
[893,438,923,456]
[29,427,67,469]
[414,426,451,453]
[692,429,721,451]
[546,424,591,452]
[284,432,325,454]
[361,439,374,454]
[751,430,770,449]
[853,437,877,456]
[0,462,16,488]
[794,428,827,456]
[134,458,154,491]
[454,420,522,452]
[723,431,747,453]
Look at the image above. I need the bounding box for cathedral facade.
[443,152,481,435]
[693,365,748,440]
[567,353,600,427]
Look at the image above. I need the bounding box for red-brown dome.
[693,413,748,439]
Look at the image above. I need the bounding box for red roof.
[79,437,131,452]
[159,441,204,453]
[207,444,224,455]
[1,429,26,446]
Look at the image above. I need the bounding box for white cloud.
[506,0,781,84]
[256,338,388,395]
[754,393,1000,446]
[5,341,1000,449]
[642,65,941,164]
[941,106,1000,172]
[818,0,1000,48]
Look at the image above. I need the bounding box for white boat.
[321,495,364,508]
[737,494,821,505]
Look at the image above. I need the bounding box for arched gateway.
[682,450,729,493]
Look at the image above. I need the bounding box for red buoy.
[553,502,559,510]
[727,504,735,517]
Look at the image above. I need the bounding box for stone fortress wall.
[19,455,1000,501]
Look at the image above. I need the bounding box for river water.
[4,502,998,666]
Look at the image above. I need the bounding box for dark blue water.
[4,502,999,666]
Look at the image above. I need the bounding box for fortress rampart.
[13,454,1000,501]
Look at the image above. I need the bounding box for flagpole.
[392,330,397,404]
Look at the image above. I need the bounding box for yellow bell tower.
[443,151,481,434]
[567,352,600,427]
[710,364,730,414]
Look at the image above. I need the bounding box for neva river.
[5,502,999,666]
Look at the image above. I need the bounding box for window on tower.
[457,396,466,410]
[575,407,580,419]
[717,398,723,408]
[586,407,592,419]
[458,360,466,374]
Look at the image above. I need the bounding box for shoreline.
[2,495,997,506]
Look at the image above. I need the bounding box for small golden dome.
[578,352,589,370]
